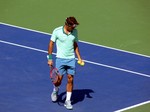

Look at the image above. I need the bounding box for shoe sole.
[64,104,73,110]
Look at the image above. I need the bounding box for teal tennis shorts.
[56,58,76,75]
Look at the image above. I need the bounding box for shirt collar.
[62,26,72,35]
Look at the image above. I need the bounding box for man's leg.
[64,74,74,109]
[51,75,63,102]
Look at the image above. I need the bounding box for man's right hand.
[48,60,53,67]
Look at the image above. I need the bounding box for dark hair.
[65,16,79,26]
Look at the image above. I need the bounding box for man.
[47,16,83,110]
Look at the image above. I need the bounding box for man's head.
[65,16,79,32]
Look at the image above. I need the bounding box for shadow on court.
[56,89,94,106]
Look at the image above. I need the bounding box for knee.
[67,75,73,83]
[54,76,62,87]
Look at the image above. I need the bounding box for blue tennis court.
[0,23,150,112]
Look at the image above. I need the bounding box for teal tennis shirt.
[51,26,78,59]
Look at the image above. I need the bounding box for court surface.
[0,23,150,112]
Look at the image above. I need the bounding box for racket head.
[50,66,59,84]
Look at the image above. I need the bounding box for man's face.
[66,25,76,32]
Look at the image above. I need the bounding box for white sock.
[53,85,59,92]
[66,92,72,101]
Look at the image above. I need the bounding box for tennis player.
[47,16,83,110]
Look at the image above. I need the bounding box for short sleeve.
[73,29,78,42]
[51,30,57,42]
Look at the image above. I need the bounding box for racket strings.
[50,69,59,83]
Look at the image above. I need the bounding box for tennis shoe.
[64,100,73,110]
[51,91,58,102]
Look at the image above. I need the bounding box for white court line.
[0,40,150,78]
[114,100,150,112]
[0,22,150,58]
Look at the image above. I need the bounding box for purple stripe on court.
[0,23,150,112]
[0,24,150,76]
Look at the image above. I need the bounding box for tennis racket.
[50,65,59,84]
